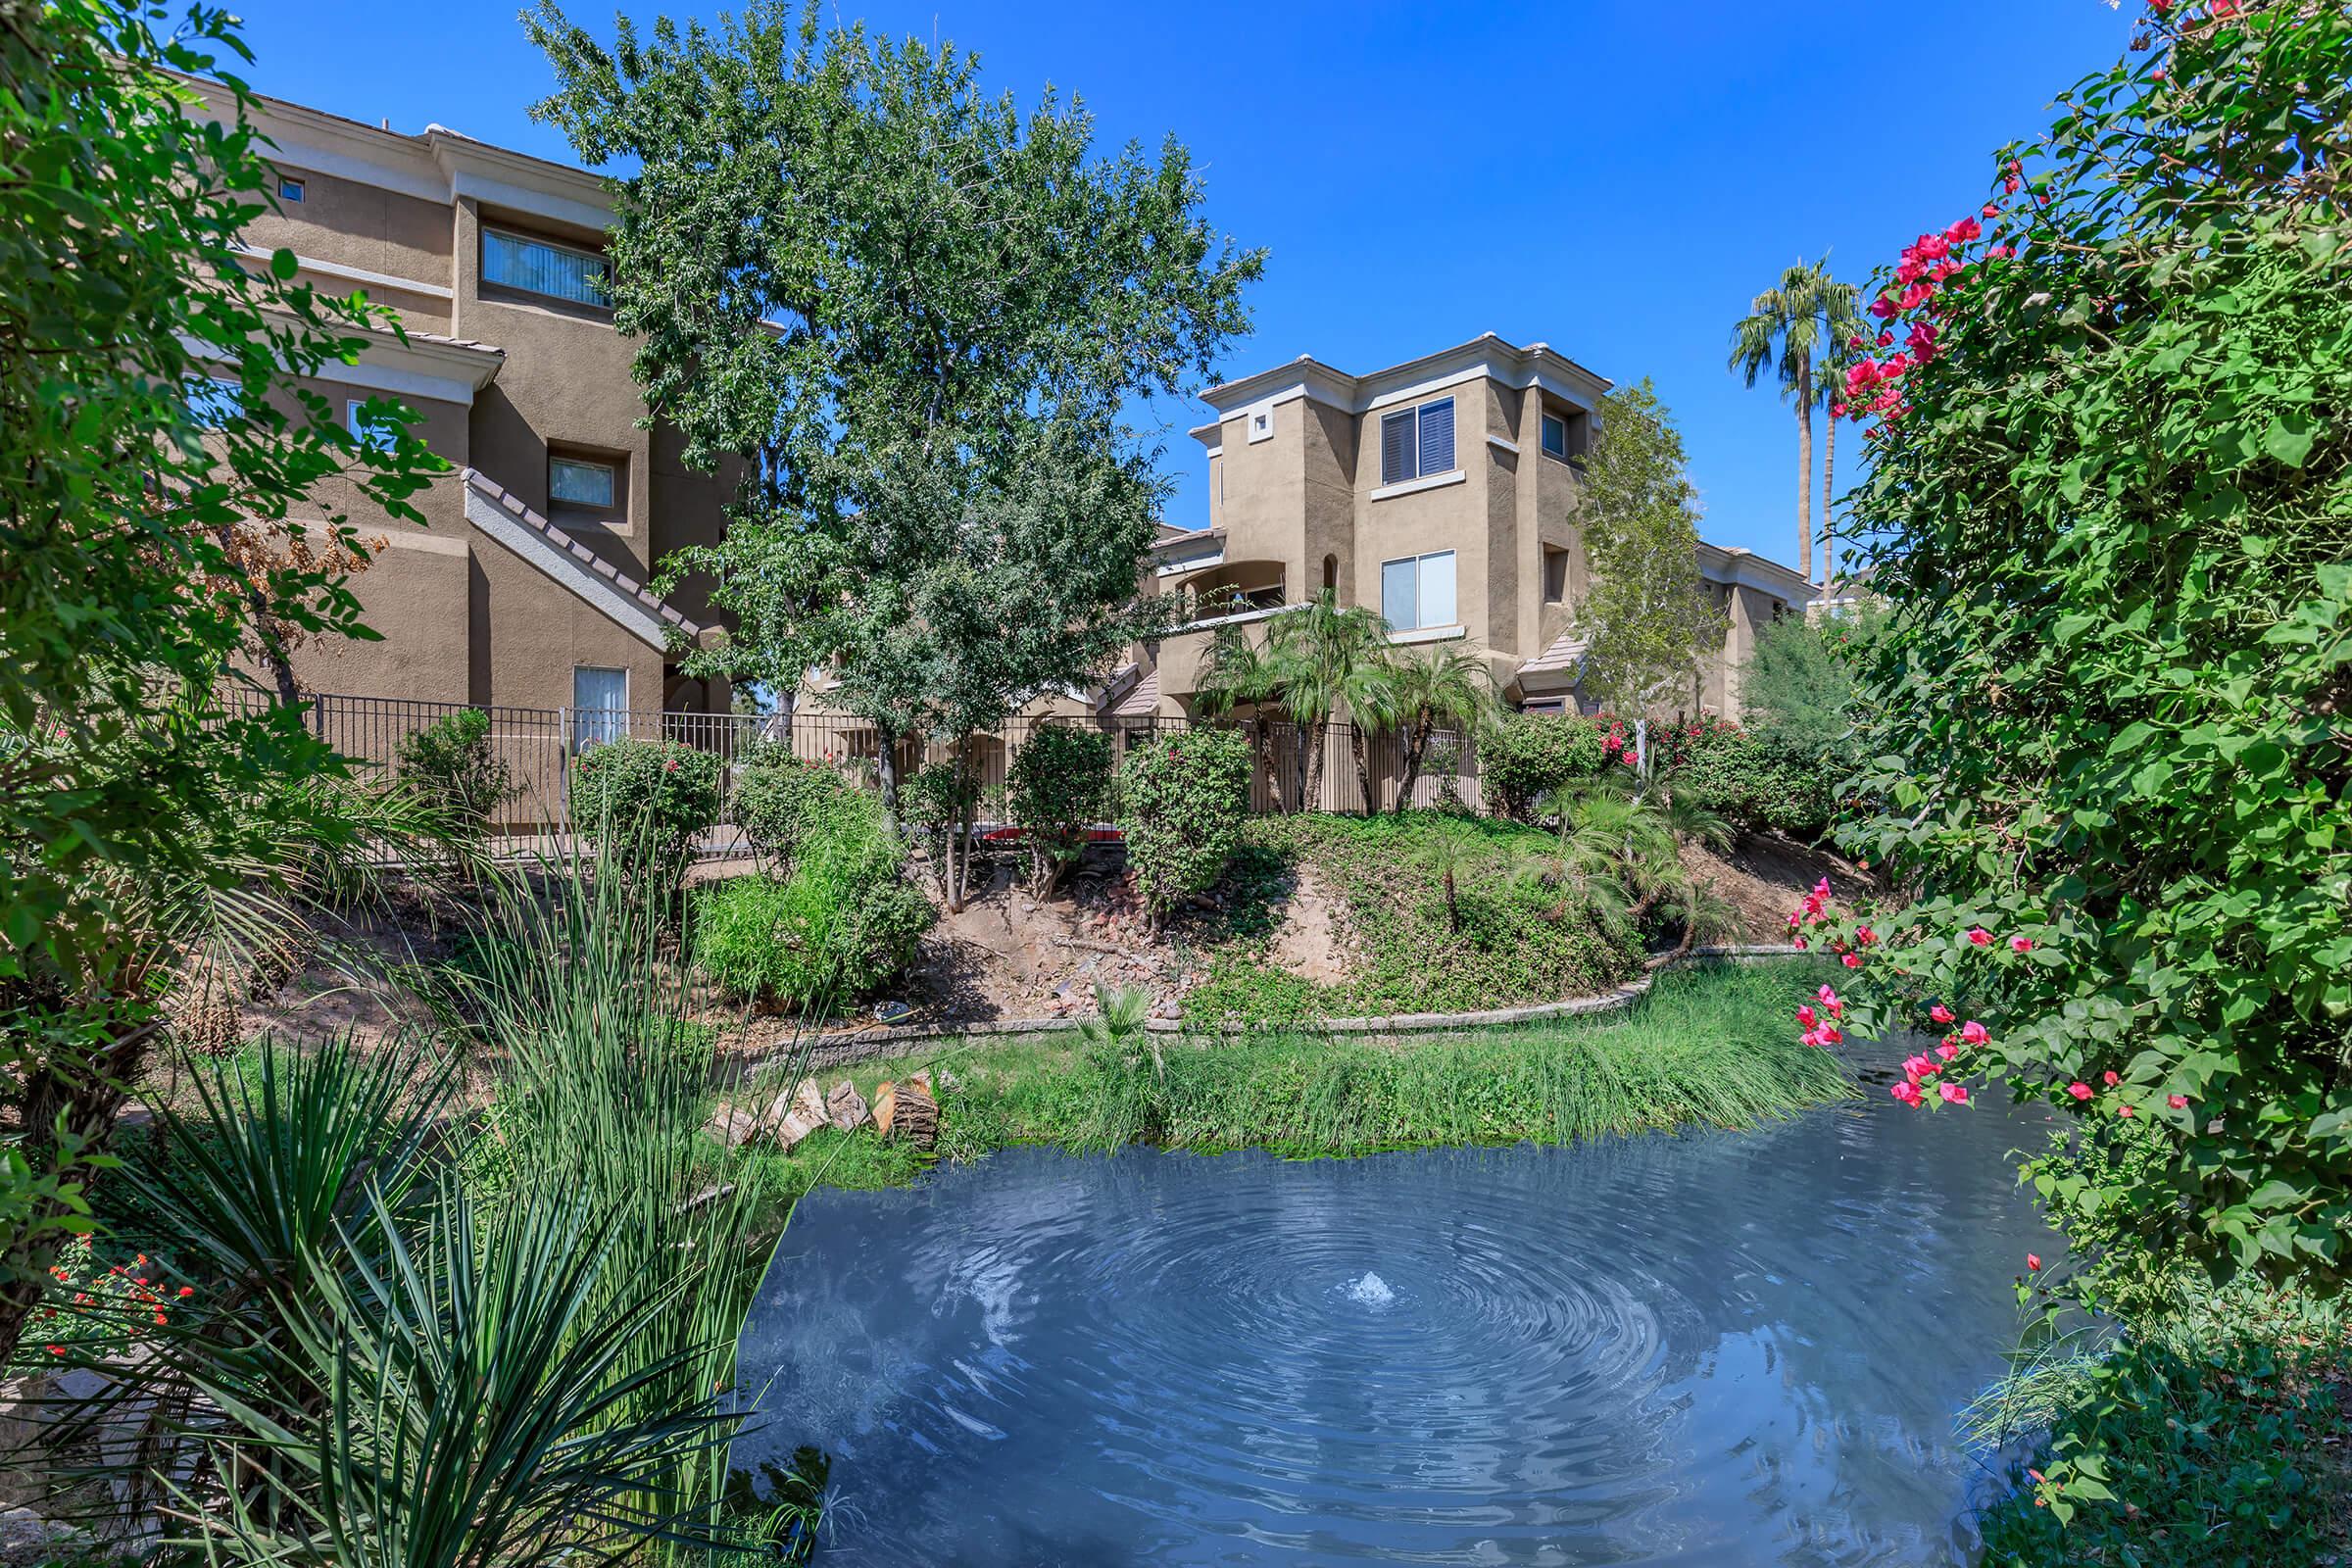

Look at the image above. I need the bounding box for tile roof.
[1517,629,1591,676]
[1109,667,1159,718]
[460,468,701,635]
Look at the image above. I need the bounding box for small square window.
[188,374,243,428]
[346,398,396,451]
[1542,413,1568,460]
[550,456,616,511]
[277,175,305,203]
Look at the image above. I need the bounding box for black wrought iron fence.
[221,689,1487,850]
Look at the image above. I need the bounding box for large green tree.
[1570,381,1728,718]
[526,1,1261,830]
[0,0,446,1362]
[1729,257,1860,584]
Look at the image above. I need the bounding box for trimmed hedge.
[1008,725,1114,899]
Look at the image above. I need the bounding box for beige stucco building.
[194,84,731,723]
[1105,334,1811,726]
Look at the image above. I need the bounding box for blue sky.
[220,0,2139,571]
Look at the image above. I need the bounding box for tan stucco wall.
[242,165,457,333]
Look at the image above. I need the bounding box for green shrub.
[730,745,850,874]
[395,708,516,841]
[1117,727,1250,930]
[568,738,723,910]
[1008,725,1113,899]
[1662,719,1833,840]
[693,787,932,1010]
[1480,711,1607,821]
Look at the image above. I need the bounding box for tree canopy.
[526,1,1263,777]
[1570,381,1728,716]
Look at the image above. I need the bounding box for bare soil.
[220,827,1870,1061]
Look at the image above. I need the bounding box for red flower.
[1960,1020,1990,1046]
[1939,1082,1970,1104]
[1842,953,1863,969]
[2118,1103,2135,1118]
[2103,1070,2120,1086]
[2010,936,2034,954]
[1930,1004,1955,1025]
[1967,928,1993,947]
[1943,217,1983,244]
[2167,1094,2188,1110]
[2068,1082,2093,1101]
[2026,1253,2042,1272]
[1891,1081,1924,1106]
[1982,202,2001,220]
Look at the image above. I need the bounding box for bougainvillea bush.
[1810,0,2350,1298]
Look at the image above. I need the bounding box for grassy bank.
[1182,811,1642,1023]
[736,960,1850,1207]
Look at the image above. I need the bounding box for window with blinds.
[549,456,616,510]
[483,228,611,307]
[1377,396,1456,486]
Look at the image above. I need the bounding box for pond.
[734,1066,2059,1565]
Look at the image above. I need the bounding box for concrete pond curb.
[749,945,1811,1077]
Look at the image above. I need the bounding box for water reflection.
[735,1074,2058,1565]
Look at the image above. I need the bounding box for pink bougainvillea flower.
[2167,1095,2188,1110]
[2118,1103,2135,1118]
[1936,1042,1959,1062]
[1856,925,1877,946]
[1939,1082,1970,1104]
[1868,293,1899,320]
[1842,953,1863,969]
[2211,0,2241,17]
[2068,1081,2093,1101]
[2010,936,2034,954]
[2003,175,2023,195]
[2103,1070,2120,1086]
[1988,245,2015,260]
[1904,1054,1939,1081]
[1795,1004,1818,1028]
[1930,1004,1956,1025]
[1959,1020,1990,1046]
[2027,1253,2042,1272]
[1891,1082,1924,1106]
[1982,202,2001,220]
[1967,928,1993,947]
[1791,936,1808,950]
[1944,217,1983,244]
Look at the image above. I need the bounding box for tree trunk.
[1395,711,1433,813]
[1821,406,1839,596]
[1795,356,1815,586]
[1350,726,1377,816]
[875,723,900,829]
[1301,718,1330,815]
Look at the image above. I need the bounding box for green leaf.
[2261,413,2315,468]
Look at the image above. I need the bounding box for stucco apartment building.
[194,83,731,727]
[1103,335,1812,726]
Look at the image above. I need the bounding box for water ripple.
[735,1073,2059,1565]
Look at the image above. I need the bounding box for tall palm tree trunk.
[1301,718,1330,814]
[1795,356,1815,585]
[1395,712,1433,813]
[1821,409,1838,595]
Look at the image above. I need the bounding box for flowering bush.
[13,1239,190,1367]
[1657,717,1833,840]
[568,737,724,911]
[1479,711,1609,820]
[1810,0,2352,1301]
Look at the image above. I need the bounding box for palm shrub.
[730,743,850,875]
[1007,724,1113,901]
[1117,727,1251,933]
[567,737,722,913]
[1384,644,1495,811]
[1481,711,1606,821]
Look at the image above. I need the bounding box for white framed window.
[1378,396,1455,486]
[549,455,617,510]
[572,665,628,751]
[277,175,306,203]
[346,398,395,451]
[483,227,611,307]
[1542,413,1569,460]
[1380,549,1456,632]
[188,374,243,428]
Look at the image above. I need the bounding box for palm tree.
[1416,813,1485,932]
[1256,590,1394,813]
[1813,327,1859,593]
[1730,257,1860,585]
[1195,624,1284,810]
[1384,644,1497,811]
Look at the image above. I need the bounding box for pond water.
[735,1067,2059,1565]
